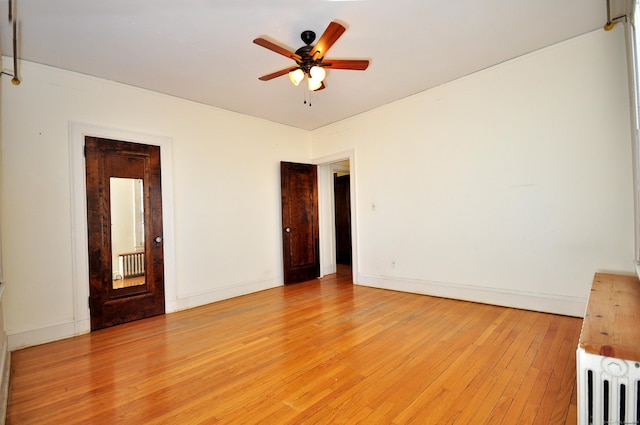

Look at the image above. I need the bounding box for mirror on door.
[110,177,146,289]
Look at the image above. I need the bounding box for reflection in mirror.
[110,177,145,289]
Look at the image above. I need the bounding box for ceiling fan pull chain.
[304,85,311,106]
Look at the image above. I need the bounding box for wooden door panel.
[281,162,320,284]
[85,137,165,330]
[334,174,352,265]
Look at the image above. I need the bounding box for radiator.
[577,347,640,425]
[118,252,145,278]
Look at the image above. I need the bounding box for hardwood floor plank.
[499,367,542,425]
[7,269,582,424]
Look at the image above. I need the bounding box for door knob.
[285,227,291,233]
[154,236,162,243]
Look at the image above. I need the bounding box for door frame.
[69,122,177,335]
[314,149,358,283]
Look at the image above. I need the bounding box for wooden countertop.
[579,272,640,361]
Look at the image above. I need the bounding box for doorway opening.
[316,153,356,283]
[332,162,352,278]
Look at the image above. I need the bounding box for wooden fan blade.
[258,67,297,81]
[253,38,302,62]
[309,21,346,60]
[313,82,326,91]
[323,59,369,71]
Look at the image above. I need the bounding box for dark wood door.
[334,174,352,265]
[85,137,165,330]
[280,162,320,284]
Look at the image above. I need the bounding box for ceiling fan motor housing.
[301,30,316,46]
[295,31,319,74]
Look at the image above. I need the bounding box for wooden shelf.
[579,273,640,362]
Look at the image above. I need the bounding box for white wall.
[311,28,635,316]
[0,54,9,420]
[1,60,309,349]
[0,26,633,350]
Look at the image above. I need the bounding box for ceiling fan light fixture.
[255,21,369,94]
[309,66,326,81]
[307,65,326,91]
[308,77,323,91]
[289,68,304,86]
[309,78,322,91]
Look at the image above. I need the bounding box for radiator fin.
[578,348,640,425]
[118,252,145,279]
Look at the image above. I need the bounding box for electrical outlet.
[392,260,396,269]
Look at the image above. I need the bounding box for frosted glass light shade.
[309,66,326,81]
[308,77,323,91]
[289,69,304,86]
[307,66,326,91]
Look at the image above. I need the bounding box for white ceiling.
[0,0,622,130]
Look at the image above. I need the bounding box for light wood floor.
[7,268,582,424]
[112,275,145,289]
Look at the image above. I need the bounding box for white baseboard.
[8,320,81,351]
[7,274,583,352]
[0,284,8,424]
[7,277,282,350]
[0,334,8,425]
[356,273,587,317]
[174,277,282,311]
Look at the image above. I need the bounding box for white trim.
[7,320,77,351]
[317,165,337,276]
[313,149,358,283]
[624,6,640,269]
[175,276,281,311]
[357,273,587,317]
[68,122,177,339]
[0,342,8,425]
[0,287,8,424]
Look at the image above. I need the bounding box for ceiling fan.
[253,21,369,91]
